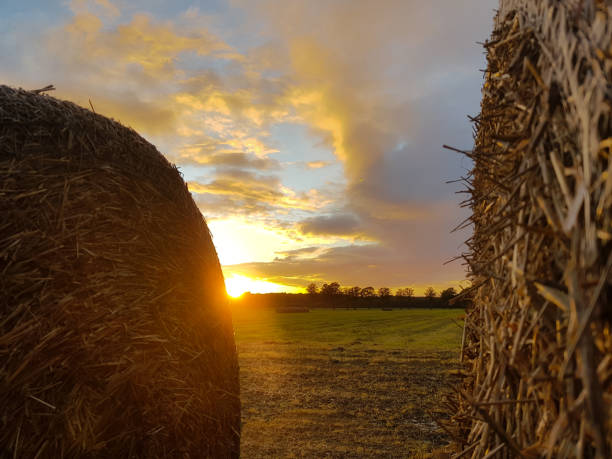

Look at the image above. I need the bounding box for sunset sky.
[1,0,496,295]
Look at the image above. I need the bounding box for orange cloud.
[306,161,331,169]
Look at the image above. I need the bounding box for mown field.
[232,307,463,458]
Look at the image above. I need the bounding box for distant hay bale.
[0,85,240,457]
[453,2,612,457]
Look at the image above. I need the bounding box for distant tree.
[306,283,318,295]
[440,287,457,302]
[346,286,361,297]
[378,287,391,298]
[321,282,341,296]
[361,286,375,297]
[424,287,437,299]
[395,287,414,298]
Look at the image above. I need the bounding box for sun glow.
[208,218,297,266]
[224,274,295,297]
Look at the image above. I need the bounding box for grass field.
[232,307,463,458]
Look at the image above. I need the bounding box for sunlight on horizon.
[223,271,467,297]
[208,218,324,266]
[225,274,303,297]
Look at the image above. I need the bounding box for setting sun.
[224,274,301,297]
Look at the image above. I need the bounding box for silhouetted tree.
[440,287,457,302]
[378,287,391,298]
[361,286,375,297]
[321,282,341,296]
[346,286,361,297]
[396,287,414,297]
[306,283,318,295]
[424,287,436,299]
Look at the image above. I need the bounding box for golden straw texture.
[453,1,612,457]
[0,85,240,458]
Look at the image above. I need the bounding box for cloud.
[198,152,280,169]
[236,0,493,198]
[82,91,177,134]
[95,0,120,17]
[215,0,495,287]
[58,12,232,79]
[298,214,361,237]
[188,169,326,218]
[173,146,281,170]
[1,2,247,137]
[68,0,121,18]
[274,246,320,260]
[306,161,330,169]
[70,0,120,19]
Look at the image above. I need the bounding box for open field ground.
[232,308,463,458]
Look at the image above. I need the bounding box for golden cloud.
[187,171,328,215]
[306,161,331,169]
[62,12,233,79]
[37,3,249,136]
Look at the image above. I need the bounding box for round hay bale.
[453,2,612,457]
[0,85,240,457]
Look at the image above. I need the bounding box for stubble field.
[232,307,463,458]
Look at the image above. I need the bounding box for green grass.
[232,307,464,457]
[232,307,464,351]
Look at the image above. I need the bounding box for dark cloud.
[274,246,319,260]
[298,214,360,237]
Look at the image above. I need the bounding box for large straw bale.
[452,1,612,457]
[0,85,240,457]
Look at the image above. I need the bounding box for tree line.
[306,282,458,301]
